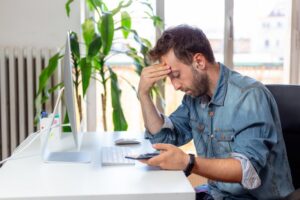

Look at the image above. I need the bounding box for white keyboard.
[101,146,135,166]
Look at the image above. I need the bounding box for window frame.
[289,0,300,84]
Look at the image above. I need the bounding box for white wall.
[0,0,81,48]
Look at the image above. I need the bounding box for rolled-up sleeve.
[145,95,193,146]
[231,152,261,189]
[144,114,174,142]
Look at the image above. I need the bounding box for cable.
[12,132,40,154]
[0,123,71,165]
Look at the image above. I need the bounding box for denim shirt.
[145,63,294,199]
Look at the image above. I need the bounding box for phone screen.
[125,152,160,160]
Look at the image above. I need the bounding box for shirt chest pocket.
[212,129,235,157]
[189,120,208,156]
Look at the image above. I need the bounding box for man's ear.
[193,53,206,70]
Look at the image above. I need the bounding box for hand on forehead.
[153,59,171,71]
[158,58,172,69]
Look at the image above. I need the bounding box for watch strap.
[184,153,195,177]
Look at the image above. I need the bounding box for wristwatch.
[184,153,195,177]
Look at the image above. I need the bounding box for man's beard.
[189,67,209,97]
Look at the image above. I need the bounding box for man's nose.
[172,80,181,90]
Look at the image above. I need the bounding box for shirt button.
[198,124,205,132]
[210,134,214,138]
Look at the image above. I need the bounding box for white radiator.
[0,47,60,160]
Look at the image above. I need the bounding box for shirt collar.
[208,62,230,106]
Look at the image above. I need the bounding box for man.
[138,25,294,199]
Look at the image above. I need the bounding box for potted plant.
[35,0,162,131]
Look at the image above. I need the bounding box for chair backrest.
[266,84,300,189]
[283,188,300,200]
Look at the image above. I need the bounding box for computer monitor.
[63,31,83,151]
[41,31,91,163]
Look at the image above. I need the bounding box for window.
[85,0,300,132]
[165,0,225,63]
[233,0,291,84]
[164,0,225,115]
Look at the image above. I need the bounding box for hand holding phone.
[125,152,160,160]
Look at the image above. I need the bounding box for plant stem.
[101,92,107,131]
[74,56,82,121]
[100,62,107,131]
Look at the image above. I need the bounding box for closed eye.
[170,71,180,79]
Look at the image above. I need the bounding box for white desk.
[0,132,195,200]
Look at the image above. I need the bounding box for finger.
[138,159,149,164]
[147,154,166,166]
[152,76,169,84]
[152,143,173,151]
[145,74,169,83]
[145,69,170,78]
[146,69,171,78]
[145,65,170,74]
[152,63,168,68]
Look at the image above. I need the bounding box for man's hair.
[149,25,215,65]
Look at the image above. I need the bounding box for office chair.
[266,84,300,199]
[283,189,300,200]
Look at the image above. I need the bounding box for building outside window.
[233,0,291,84]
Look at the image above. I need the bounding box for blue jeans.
[195,184,214,200]
[196,192,214,200]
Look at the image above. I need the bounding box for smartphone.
[125,152,160,160]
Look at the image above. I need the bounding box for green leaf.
[109,68,128,131]
[121,11,131,39]
[152,15,163,29]
[34,53,62,125]
[86,0,102,11]
[65,0,74,17]
[140,38,152,49]
[48,82,64,94]
[125,45,146,75]
[70,32,80,59]
[82,19,95,47]
[100,2,109,12]
[143,7,163,30]
[131,29,143,45]
[92,57,102,71]
[63,112,72,132]
[140,1,154,13]
[88,34,102,57]
[130,29,152,55]
[41,92,50,105]
[79,58,92,96]
[111,0,132,15]
[87,0,109,13]
[85,0,95,11]
[111,0,124,15]
[37,53,62,97]
[100,12,114,55]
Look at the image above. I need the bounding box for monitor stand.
[41,131,92,163]
[39,88,91,163]
[43,151,91,163]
